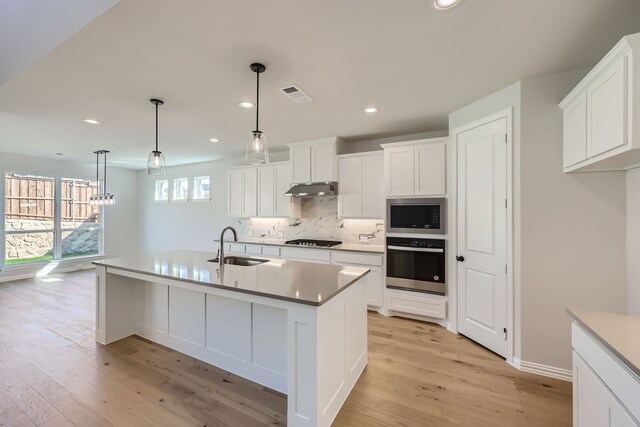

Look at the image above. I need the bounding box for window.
[193,176,210,200]
[173,178,188,201]
[3,173,102,267]
[154,180,169,201]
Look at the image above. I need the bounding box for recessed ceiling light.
[364,107,379,114]
[433,0,461,10]
[209,138,219,143]
[83,119,101,124]
[55,153,63,156]
[238,101,255,109]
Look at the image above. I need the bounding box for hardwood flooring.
[0,270,572,426]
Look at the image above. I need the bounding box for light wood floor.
[0,270,572,426]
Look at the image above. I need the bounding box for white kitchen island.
[94,250,369,427]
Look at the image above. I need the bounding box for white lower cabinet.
[385,289,446,319]
[331,251,384,308]
[572,323,640,427]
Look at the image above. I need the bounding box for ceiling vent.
[280,85,312,103]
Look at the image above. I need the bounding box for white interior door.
[457,117,508,358]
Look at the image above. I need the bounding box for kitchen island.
[94,250,370,427]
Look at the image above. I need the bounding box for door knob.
[456,256,465,262]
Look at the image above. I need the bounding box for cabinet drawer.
[280,247,330,263]
[229,243,246,254]
[572,323,640,422]
[262,246,280,257]
[245,244,262,255]
[332,251,383,266]
[386,289,445,319]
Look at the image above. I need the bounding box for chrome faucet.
[219,226,238,268]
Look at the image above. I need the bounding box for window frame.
[1,173,104,270]
[172,177,189,202]
[192,176,211,202]
[154,179,169,202]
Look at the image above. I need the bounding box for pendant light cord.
[155,102,159,152]
[255,70,260,131]
[95,152,99,190]
[103,151,107,194]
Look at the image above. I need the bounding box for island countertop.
[94,250,370,306]
[567,308,640,378]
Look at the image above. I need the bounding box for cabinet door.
[362,153,385,219]
[290,145,311,183]
[587,55,628,158]
[384,146,414,196]
[241,168,257,218]
[257,166,275,217]
[274,163,293,217]
[338,156,363,218]
[366,266,384,308]
[564,92,588,168]
[228,169,243,217]
[415,142,446,196]
[573,351,637,427]
[311,142,336,182]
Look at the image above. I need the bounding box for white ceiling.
[1,0,640,169]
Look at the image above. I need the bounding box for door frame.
[448,107,515,365]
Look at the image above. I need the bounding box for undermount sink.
[207,256,269,267]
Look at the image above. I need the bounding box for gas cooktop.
[284,239,342,247]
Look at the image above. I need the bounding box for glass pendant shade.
[245,131,269,164]
[147,150,166,175]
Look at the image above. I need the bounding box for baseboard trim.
[0,264,95,283]
[511,357,573,382]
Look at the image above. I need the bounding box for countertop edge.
[214,239,384,254]
[566,308,640,379]
[93,260,371,307]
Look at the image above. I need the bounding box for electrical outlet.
[277,231,284,239]
[247,229,254,237]
[359,234,369,243]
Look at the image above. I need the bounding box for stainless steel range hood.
[284,182,338,198]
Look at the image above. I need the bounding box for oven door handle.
[387,245,444,253]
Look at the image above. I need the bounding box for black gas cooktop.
[284,239,342,247]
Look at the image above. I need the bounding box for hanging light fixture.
[147,98,166,175]
[245,63,269,164]
[89,150,116,206]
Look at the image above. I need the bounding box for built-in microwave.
[386,198,446,235]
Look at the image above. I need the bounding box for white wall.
[0,152,138,281]
[137,152,288,254]
[519,70,626,371]
[627,167,640,315]
[449,70,628,372]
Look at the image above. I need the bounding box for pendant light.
[245,63,269,165]
[89,150,116,206]
[147,98,166,175]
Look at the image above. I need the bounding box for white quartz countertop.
[215,237,384,254]
[94,250,370,307]
[567,308,640,378]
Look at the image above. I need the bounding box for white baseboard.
[511,357,573,382]
[0,263,95,283]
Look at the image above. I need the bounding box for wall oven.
[386,237,445,295]
[386,198,446,235]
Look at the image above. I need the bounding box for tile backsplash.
[236,197,384,245]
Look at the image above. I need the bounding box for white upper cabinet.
[229,162,299,219]
[563,92,588,167]
[338,152,384,219]
[382,138,447,197]
[560,33,640,172]
[288,137,344,184]
[241,167,257,218]
[415,143,446,196]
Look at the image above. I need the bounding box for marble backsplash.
[235,197,385,245]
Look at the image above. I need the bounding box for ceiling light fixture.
[364,107,379,114]
[238,101,255,109]
[83,119,101,124]
[147,98,166,175]
[433,0,461,10]
[89,150,116,206]
[245,63,269,165]
[209,138,219,143]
